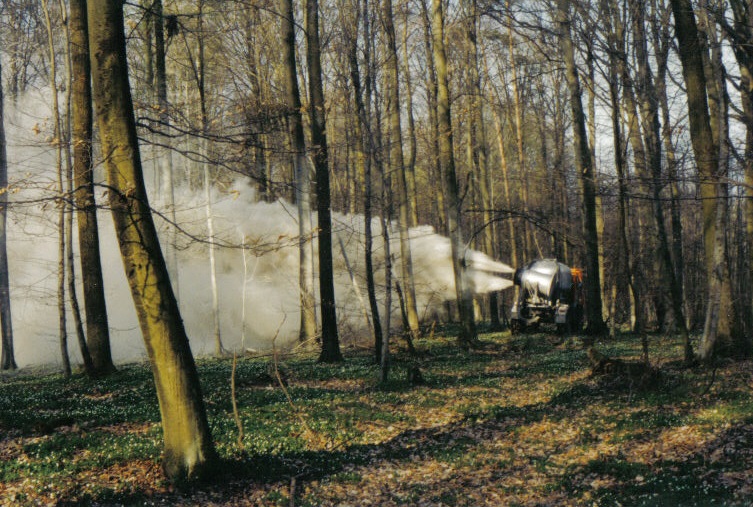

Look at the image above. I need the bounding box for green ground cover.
[1,329,752,506]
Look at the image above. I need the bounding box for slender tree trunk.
[203,141,223,356]
[381,211,392,379]
[432,0,478,348]
[41,0,72,377]
[552,73,571,263]
[507,21,532,262]
[142,0,154,95]
[345,0,382,360]
[608,0,648,333]
[280,0,317,344]
[653,0,686,327]
[670,0,721,361]
[584,42,609,322]
[58,0,93,374]
[723,0,753,348]
[629,0,690,353]
[486,55,518,268]
[305,0,342,362]
[556,0,606,336]
[153,0,179,299]
[379,61,395,373]
[382,0,420,339]
[601,0,638,337]
[87,0,217,481]
[400,10,419,227]
[191,3,224,357]
[0,56,15,371]
[697,2,736,349]
[71,0,114,375]
[466,1,498,328]
[420,0,445,234]
[608,55,635,336]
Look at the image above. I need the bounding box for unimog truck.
[510,259,584,334]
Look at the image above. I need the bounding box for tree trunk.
[629,0,691,354]
[58,0,93,375]
[600,0,638,338]
[556,0,606,336]
[722,0,753,349]
[508,23,532,262]
[400,10,419,228]
[670,0,721,361]
[585,41,609,323]
[697,2,736,349]
[381,0,420,339]
[420,0,445,235]
[345,0,383,361]
[652,0,686,329]
[466,0,498,328]
[190,2,223,358]
[280,0,317,345]
[607,0,649,333]
[305,0,342,362]
[87,0,217,481]
[71,0,115,376]
[486,55,518,268]
[432,0,478,348]
[0,56,15,371]
[41,0,72,377]
[153,0,179,299]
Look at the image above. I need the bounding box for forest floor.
[1,328,753,506]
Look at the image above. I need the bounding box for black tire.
[569,308,583,333]
[511,319,524,334]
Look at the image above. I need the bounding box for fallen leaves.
[3,334,753,505]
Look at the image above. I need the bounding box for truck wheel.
[511,319,523,334]
[570,311,583,333]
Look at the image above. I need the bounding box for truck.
[509,259,584,334]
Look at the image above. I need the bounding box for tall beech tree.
[381,0,420,339]
[628,0,691,359]
[0,56,15,371]
[279,0,317,344]
[87,0,217,481]
[718,0,753,346]
[344,0,383,361]
[670,0,722,361]
[41,0,71,376]
[305,0,342,362]
[432,0,478,348]
[70,0,115,376]
[153,0,179,297]
[556,0,606,335]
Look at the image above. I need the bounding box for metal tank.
[509,259,584,334]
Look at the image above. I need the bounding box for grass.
[1,329,753,505]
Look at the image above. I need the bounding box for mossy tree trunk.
[87,0,216,481]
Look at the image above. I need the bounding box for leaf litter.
[1,332,753,505]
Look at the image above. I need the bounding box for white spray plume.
[4,90,513,368]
